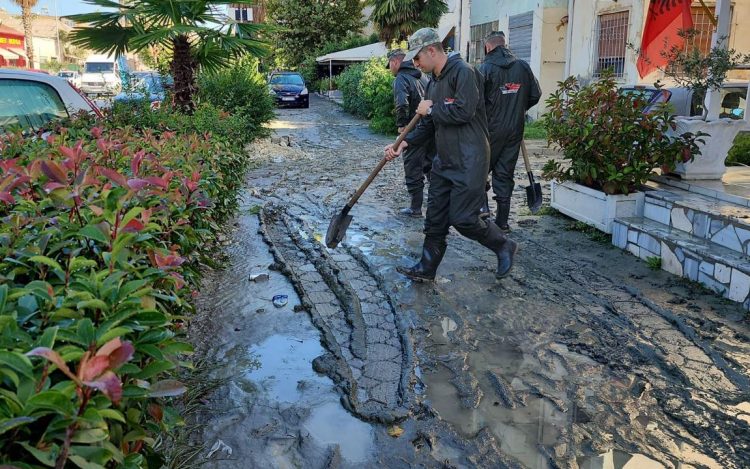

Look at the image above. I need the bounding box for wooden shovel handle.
[345,114,422,208]
[520,140,532,173]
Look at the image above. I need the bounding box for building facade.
[468,0,750,117]
[468,0,568,117]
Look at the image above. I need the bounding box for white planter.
[673,118,749,180]
[550,180,645,234]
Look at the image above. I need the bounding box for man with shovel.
[387,48,433,217]
[478,31,541,232]
[384,28,518,281]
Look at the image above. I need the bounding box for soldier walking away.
[478,31,541,232]
[385,28,518,281]
[387,49,433,217]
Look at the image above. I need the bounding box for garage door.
[509,11,533,64]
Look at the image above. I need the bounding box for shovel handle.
[345,114,422,208]
[520,140,535,185]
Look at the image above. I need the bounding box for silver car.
[1,68,101,132]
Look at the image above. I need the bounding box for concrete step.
[643,185,750,256]
[612,216,750,309]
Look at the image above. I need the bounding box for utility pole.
[53,0,61,64]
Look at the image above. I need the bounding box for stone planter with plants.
[542,71,705,233]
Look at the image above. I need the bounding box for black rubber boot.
[478,223,518,279]
[397,238,447,281]
[400,191,423,217]
[494,197,511,232]
[480,181,492,220]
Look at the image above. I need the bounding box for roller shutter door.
[509,11,533,64]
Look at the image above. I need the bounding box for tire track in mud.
[259,203,414,423]
[513,233,750,467]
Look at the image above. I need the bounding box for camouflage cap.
[404,28,442,61]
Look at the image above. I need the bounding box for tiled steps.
[612,185,750,309]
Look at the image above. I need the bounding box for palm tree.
[367,0,448,45]
[13,0,38,66]
[67,0,268,111]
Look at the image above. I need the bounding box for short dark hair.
[485,35,505,48]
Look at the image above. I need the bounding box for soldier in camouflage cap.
[384,27,519,281]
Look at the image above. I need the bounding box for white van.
[80,54,121,96]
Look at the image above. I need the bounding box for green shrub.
[727,132,750,166]
[337,58,396,134]
[0,100,257,467]
[299,33,379,84]
[524,119,547,140]
[542,71,706,195]
[337,62,370,118]
[197,57,275,143]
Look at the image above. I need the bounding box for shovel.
[521,140,543,213]
[325,114,422,249]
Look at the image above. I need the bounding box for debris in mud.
[387,425,404,438]
[485,370,518,409]
[272,294,289,308]
[207,439,233,458]
[249,272,270,282]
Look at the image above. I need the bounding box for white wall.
[567,0,645,85]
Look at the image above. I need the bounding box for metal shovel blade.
[325,211,353,249]
[526,181,543,214]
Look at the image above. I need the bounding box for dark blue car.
[268,72,309,108]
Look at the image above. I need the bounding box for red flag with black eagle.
[637,0,694,78]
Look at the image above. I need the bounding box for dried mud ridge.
[259,203,415,423]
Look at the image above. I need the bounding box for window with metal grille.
[595,11,629,78]
[686,6,733,55]
[469,21,499,64]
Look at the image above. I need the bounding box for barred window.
[687,6,733,55]
[469,21,499,64]
[595,11,629,78]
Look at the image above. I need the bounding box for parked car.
[57,70,81,88]
[620,82,748,119]
[114,72,171,109]
[668,82,747,119]
[80,53,122,97]
[268,71,309,108]
[0,68,102,133]
[618,86,672,114]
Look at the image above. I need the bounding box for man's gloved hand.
[384,141,408,161]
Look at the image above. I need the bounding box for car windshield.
[85,62,114,73]
[128,75,163,93]
[620,88,658,101]
[270,74,304,86]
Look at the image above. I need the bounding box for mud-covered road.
[189,96,750,469]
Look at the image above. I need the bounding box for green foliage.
[658,29,750,98]
[67,0,269,110]
[197,57,275,140]
[727,132,750,166]
[646,256,662,271]
[367,0,448,44]
[337,58,397,134]
[542,71,707,195]
[0,99,263,467]
[266,0,364,68]
[299,33,379,84]
[337,62,371,118]
[523,120,547,140]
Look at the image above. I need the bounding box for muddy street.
[189,96,750,469]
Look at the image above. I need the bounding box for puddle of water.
[579,449,665,469]
[245,334,328,403]
[302,401,375,463]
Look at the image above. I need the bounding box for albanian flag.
[637,0,694,78]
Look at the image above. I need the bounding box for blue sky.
[0,0,103,16]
